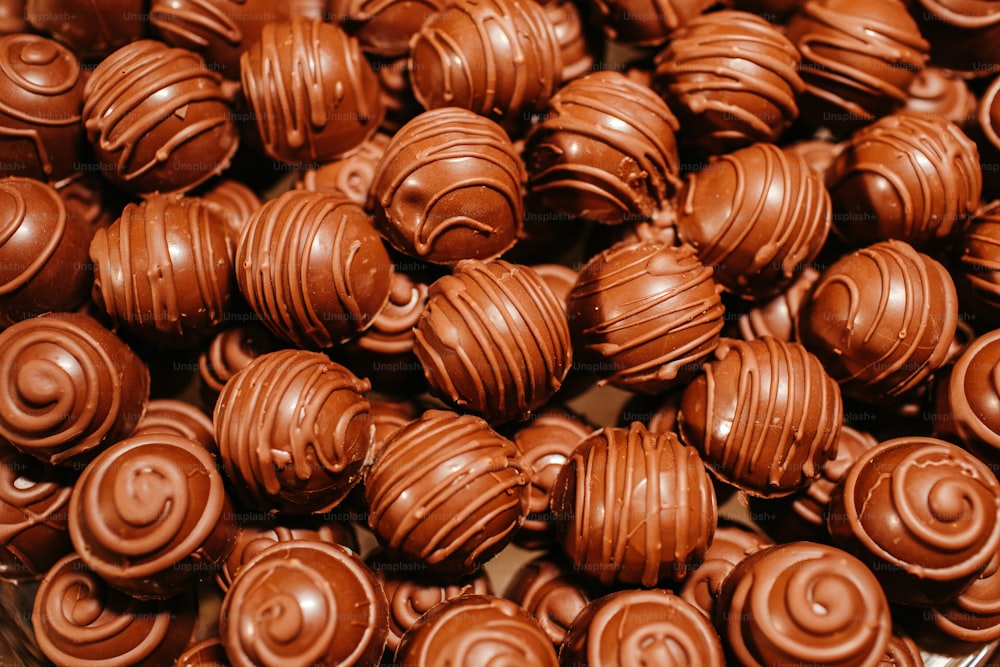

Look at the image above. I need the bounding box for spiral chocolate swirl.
[829,437,1000,605]
[352,270,428,357]
[237,189,393,349]
[198,323,284,404]
[0,312,149,466]
[550,422,717,587]
[82,39,238,194]
[220,541,388,667]
[365,409,529,576]
[131,399,216,453]
[903,67,976,127]
[717,542,891,666]
[32,554,198,667]
[414,260,572,423]
[214,348,373,514]
[929,553,1000,644]
[561,589,725,666]
[503,553,600,648]
[959,201,1000,310]
[679,522,771,619]
[937,328,1000,456]
[176,637,228,666]
[395,595,558,667]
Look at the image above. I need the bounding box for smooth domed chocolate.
[82,40,239,195]
[959,201,1000,311]
[0,34,84,182]
[796,240,958,402]
[736,267,820,342]
[214,348,373,515]
[584,0,714,47]
[932,328,1000,461]
[297,131,392,208]
[827,112,981,248]
[678,522,771,619]
[828,437,1000,605]
[413,259,572,423]
[220,540,388,667]
[0,312,149,466]
[560,588,725,666]
[32,554,197,667]
[199,178,262,243]
[785,0,929,131]
[240,18,383,164]
[365,409,529,577]
[408,0,561,127]
[567,241,725,394]
[68,433,241,599]
[550,422,717,587]
[369,107,524,264]
[907,0,1000,78]
[524,71,680,226]
[90,193,237,348]
[0,177,93,326]
[395,594,558,666]
[331,0,449,58]
[131,398,216,453]
[236,189,393,349]
[676,143,831,299]
[716,541,892,666]
[25,0,146,59]
[652,10,804,154]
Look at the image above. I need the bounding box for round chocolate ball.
[907,0,1000,78]
[214,348,373,515]
[25,0,146,59]
[926,553,1000,646]
[959,201,1000,311]
[932,328,1000,462]
[330,0,450,58]
[902,66,977,127]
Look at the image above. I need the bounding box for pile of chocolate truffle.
[3,0,1000,664]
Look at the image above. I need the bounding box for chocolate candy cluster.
[2,0,1000,665]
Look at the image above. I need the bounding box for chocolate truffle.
[220,540,388,667]
[0,444,74,581]
[0,0,26,34]
[524,71,681,225]
[926,553,1000,646]
[413,259,572,423]
[176,637,228,666]
[678,522,771,619]
[369,107,524,264]
[395,594,558,666]
[0,312,149,466]
[529,263,578,305]
[0,34,84,182]
[0,177,94,326]
[240,18,383,164]
[827,112,981,248]
[550,422,717,587]
[676,143,831,299]
[408,0,561,127]
[198,323,285,406]
[82,40,239,195]
[25,0,146,59]
[584,0,714,47]
[881,627,924,667]
[544,0,598,83]
[959,201,1000,311]
[652,11,804,154]
[199,178,262,243]
[903,67,977,128]
[503,553,603,648]
[716,541,892,666]
[907,0,1000,78]
[330,0,450,58]
[560,589,725,666]
[736,267,821,342]
[236,189,394,349]
[32,554,198,667]
[796,240,959,403]
[785,0,929,131]
[828,437,1000,605]
[297,131,392,208]
[214,348,373,515]
[567,241,725,394]
[130,398,216,453]
[68,433,241,599]
[932,328,1000,461]
[90,193,237,348]
[364,409,529,577]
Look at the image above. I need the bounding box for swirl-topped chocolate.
[297,131,391,208]
[0,312,149,466]
[131,399,216,453]
[214,348,373,515]
[958,201,1000,311]
[737,268,820,343]
[198,323,285,406]
[933,328,1000,460]
[679,522,771,619]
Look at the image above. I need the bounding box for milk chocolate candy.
[25,0,146,59]
[903,66,977,128]
[198,323,285,407]
[130,398,216,454]
[584,0,714,47]
[907,0,1000,78]
[678,522,771,619]
[330,0,450,58]
[932,328,1000,463]
[297,131,392,208]
[959,201,1000,312]
[198,178,262,243]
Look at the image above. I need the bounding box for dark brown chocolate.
[907,0,1000,78]
[330,0,450,58]
[959,201,1000,311]
[927,553,1000,645]
[199,178,262,243]
[736,267,820,342]
[932,328,1000,462]
[903,66,977,127]
[25,0,147,59]
[585,0,714,47]
[175,637,228,667]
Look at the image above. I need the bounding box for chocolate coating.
[131,398,216,453]
[68,433,241,599]
[716,541,892,666]
[828,437,1000,605]
[796,240,958,402]
[199,178,262,243]
[827,112,981,248]
[559,588,725,666]
[198,323,285,406]
[678,522,771,619]
[529,263,578,306]
[236,189,393,349]
[297,131,391,208]
[959,201,1000,310]
[25,0,146,59]
[736,267,820,342]
[567,242,725,394]
[395,594,558,667]
[550,422,717,587]
[331,0,449,58]
[0,176,93,326]
[928,553,1000,645]
[585,0,714,46]
[82,40,239,195]
[881,627,924,667]
[413,259,572,423]
[220,540,388,667]
[903,66,977,127]
[32,554,197,667]
[524,71,681,225]
[369,107,524,264]
[544,0,597,83]
[240,18,383,164]
[90,193,237,348]
[652,11,803,154]
[214,348,373,515]
[176,637,228,666]
[0,312,149,466]
[0,34,84,182]
[365,409,529,577]
[677,143,831,299]
[408,0,561,127]
[907,0,1000,78]
[933,328,1000,459]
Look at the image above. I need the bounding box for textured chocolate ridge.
[503,553,600,648]
[737,267,820,342]
[960,202,1000,309]
[944,328,1000,452]
[679,522,770,619]
[131,399,215,453]
[298,131,391,207]
[353,270,427,356]
[930,554,1000,644]
[199,178,262,242]
[198,324,283,399]
[903,67,976,126]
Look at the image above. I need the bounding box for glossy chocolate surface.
[736,267,820,342]
[297,131,391,208]
[176,637,228,667]
[199,178,262,243]
[934,328,1000,457]
[25,0,146,59]
[678,522,771,619]
[903,66,977,127]
[331,0,450,58]
[198,323,285,405]
[908,0,1000,77]
[586,0,714,46]
[959,201,1000,310]
[130,398,216,453]
[928,553,1000,645]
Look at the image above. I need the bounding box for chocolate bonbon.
[678,521,771,619]
[199,178,262,243]
[130,398,216,453]
[907,0,1000,78]
[959,201,1000,312]
[736,267,820,342]
[297,131,391,208]
[585,0,714,47]
[331,0,449,58]
[198,323,285,406]
[25,0,147,59]
[932,328,1000,462]
[927,553,1000,646]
